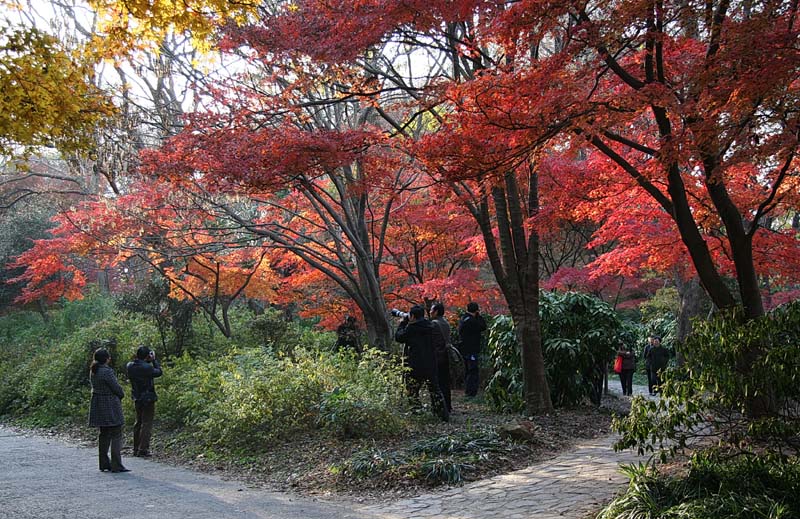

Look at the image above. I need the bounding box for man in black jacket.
[458,302,487,398]
[395,305,448,421]
[126,345,163,457]
[648,336,671,395]
[430,302,452,413]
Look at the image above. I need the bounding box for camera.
[147,350,156,361]
[390,308,409,318]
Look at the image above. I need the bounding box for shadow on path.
[0,426,361,519]
[1,388,652,519]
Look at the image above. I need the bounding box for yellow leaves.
[0,24,116,156]
[88,0,262,54]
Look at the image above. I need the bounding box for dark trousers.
[406,374,449,421]
[464,354,480,397]
[133,402,155,455]
[618,369,634,396]
[437,353,452,412]
[652,369,664,394]
[98,425,124,470]
[646,367,655,394]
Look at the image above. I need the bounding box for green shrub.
[486,291,623,411]
[419,457,473,485]
[158,347,408,451]
[315,350,408,438]
[411,429,503,456]
[485,315,525,413]
[597,453,800,519]
[614,301,800,460]
[338,448,407,479]
[338,429,504,485]
[0,306,160,424]
[1,298,406,448]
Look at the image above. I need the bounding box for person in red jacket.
[616,342,636,396]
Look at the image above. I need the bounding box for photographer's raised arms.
[394,304,449,422]
[126,345,163,459]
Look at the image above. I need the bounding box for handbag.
[613,355,624,374]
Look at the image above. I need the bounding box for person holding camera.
[126,345,163,458]
[458,302,487,398]
[335,315,361,354]
[394,305,449,421]
[89,348,129,472]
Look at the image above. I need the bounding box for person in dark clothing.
[89,348,129,473]
[430,302,452,413]
[648,336,670,394]
[458,302,487,398]
[395,305,449,421]
[126,345,163,457]
[643,335,656,395]
[335,316,361,354]
[616,342,636,396]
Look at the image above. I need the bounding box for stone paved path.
[364,435,643,519]
[1,384,655,519]
[365,383,655,519]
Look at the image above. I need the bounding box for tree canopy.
[3,0,799,414]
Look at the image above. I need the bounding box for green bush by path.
[597,453,800,519]
[603,301,800,519]
[0,307,160,425]
[614,301,800,461]
[1,297,405,447]
[159,348,408,451]
[485,291,623,411]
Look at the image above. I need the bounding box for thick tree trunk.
[459,166,554,414]
[675,276,707,366]
[702,169,764,319]
[362,300,392,351]
[511,301,553,414]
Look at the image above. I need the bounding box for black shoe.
[111,467,131,473]
[137,451,152,458]
[99,467,110,472]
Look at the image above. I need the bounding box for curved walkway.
[1,385,654,519]
[366,384,655,519]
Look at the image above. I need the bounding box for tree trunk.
[675,276,707,366]
[512,301,553,414]
[36,299,49,323]
[458,164,554,414]
[362,300,393,351]
[97,269,111,295]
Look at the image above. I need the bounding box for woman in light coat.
[88,348,129,472]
